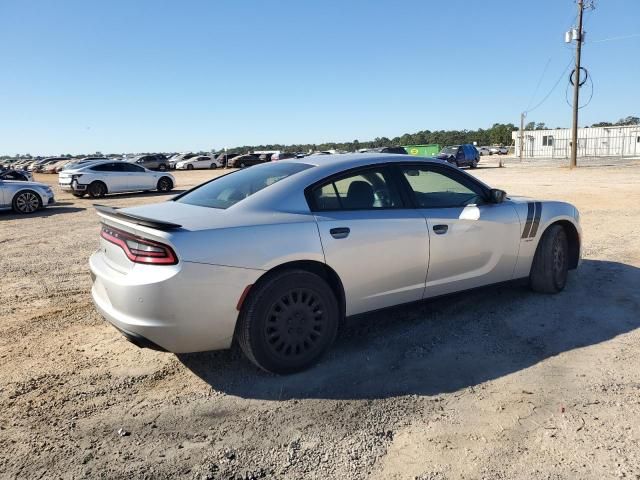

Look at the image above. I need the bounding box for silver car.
[89,154,581,373]
[0,178,55,213]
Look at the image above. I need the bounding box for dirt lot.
[1,159,639,480]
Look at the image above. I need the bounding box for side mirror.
[489,188,506,204]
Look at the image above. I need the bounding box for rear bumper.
[89,251,263,353]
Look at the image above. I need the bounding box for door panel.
[316,210,429,315]
[420,203,520,297]
[397,163,521,298]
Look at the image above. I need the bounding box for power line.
[525,58,574,114]
[590,33,640,43]
[526,57,552,111]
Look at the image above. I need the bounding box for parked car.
[271,152,297,161]
[489,146,509,155]
[59,160,175,198]
[169,153,199,169]
[359,146,408,154]
[0,168,34,182]
[130,154,170,171]
[477,146,492,156]
[30,157,67,172]
[41,159,72,173]
[436,145,480,168]
[227,154,263,168]
[176,155,222,170]
[59,157,109,172]
[214,152,239,167]
[0,178,55,213]
[89,153,581,374]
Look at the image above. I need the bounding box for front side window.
[122,163,145,172]
[177,162,312,209]
[400,166,484,208]
[311,167,403,211]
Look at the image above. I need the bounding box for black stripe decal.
[529,201,542,238]
[521,202,535,238]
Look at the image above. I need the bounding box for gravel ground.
[1,161,639,480]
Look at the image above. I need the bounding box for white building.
[512,125,640,159]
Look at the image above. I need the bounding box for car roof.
[281,152,447,170]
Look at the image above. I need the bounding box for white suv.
[175,155,222,170]
[58,160,175,198]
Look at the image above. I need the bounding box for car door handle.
[330,227,350,239]
[433,224,448,235]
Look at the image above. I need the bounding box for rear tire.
[88,181,107,198]
[237,269,339,374]
[209,164,217,169]
[157,176,173,192]
[471,158,478,168]
[12,190,42,214]
[529,225,569,293]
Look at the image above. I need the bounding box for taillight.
[100,224,178,265]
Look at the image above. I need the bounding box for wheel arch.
[540,219,580,270]
[240,260,346,324]
[13,188,42,207]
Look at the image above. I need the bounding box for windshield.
[176,162,312,209]
[441,146,458,154]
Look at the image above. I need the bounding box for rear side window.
[90,163,120,172]
[176,162,312,209]
[310,167,403,211]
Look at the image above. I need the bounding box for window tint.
[177,162,312,209]
[90,163,120,172]
[311,167,403,211]
[401,167,484,208]
[122,163,145,172]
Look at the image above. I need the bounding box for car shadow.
[178,259,640,400]
[0,204,85,219]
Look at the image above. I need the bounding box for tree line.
[229,123,519,154]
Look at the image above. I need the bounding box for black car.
[436,145,480,168]
[0,168,32,181]
[374,146,408,154]
[227,154,264,168]
[131,154,170,171]
[214,152,239,168]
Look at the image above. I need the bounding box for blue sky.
[0,0,638,155]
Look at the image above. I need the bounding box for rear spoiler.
[94,205,182,230]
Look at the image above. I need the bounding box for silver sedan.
[0,179,55,213]
[89,154,581,373]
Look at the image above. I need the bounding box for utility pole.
[570,0,585,169]
[519,112,526,161]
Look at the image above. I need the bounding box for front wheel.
[529,225,569,293]
[157,176,173,192]
[88,181,107,198]
[186,164,194,170]
[237,270,339,374]
[13,190,41,214]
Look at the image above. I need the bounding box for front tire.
[530,225,569,293]
[157,176,173,192]
[237,270,339,374]
[88,181,107,198]
[186,164,194,170]
[13,190,41,214]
